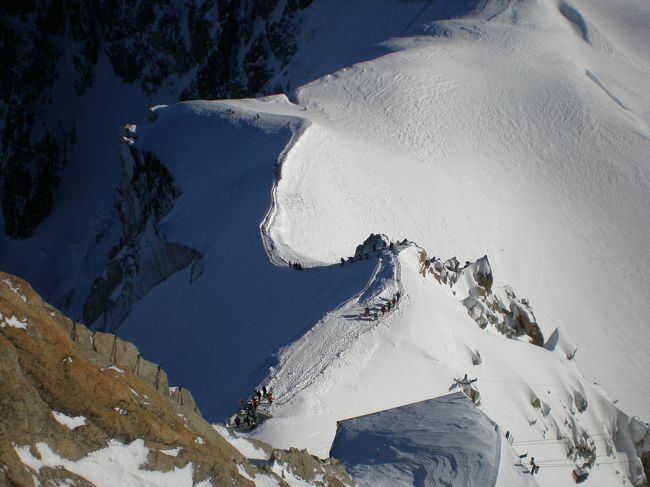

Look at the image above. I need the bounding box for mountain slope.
[0,271,352,486]
[2,0,650,486]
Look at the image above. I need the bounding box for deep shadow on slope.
[330,392,501,486]
[116,103,375,421]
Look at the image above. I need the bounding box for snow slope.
[251,245,648,486]
[116,103,374,419]
[261,0,650,420]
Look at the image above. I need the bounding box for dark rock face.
[82,129,200,331]
[0,0,311,238]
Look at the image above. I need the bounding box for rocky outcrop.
[419,250,544,345]
[1,0,312,238]
[0,271,352,486]
[83,129,200,331]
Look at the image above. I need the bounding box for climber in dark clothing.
[340,258,345,266]
[263,386,268,398]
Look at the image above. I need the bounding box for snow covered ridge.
[250,244,650,486]
[104,93,650,485]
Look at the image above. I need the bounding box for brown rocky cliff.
[0,271,259,486]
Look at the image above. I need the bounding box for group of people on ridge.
[361,292,401,321]
[232,385,274,430]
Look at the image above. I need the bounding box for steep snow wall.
[329,392,510,487]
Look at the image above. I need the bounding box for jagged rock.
[473,256,493,293]
[641,451,650,485]
[83,139,200,331]
[1,0,314,238]
[0,271,252,486]
[420,250,545,345]
[574,391,588,413]
[1,271,354,486]
[270,447,352,486]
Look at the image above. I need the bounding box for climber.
[267,391,274,404]
[263,386,268,398]
[234,415,241,427]
[340,257,345,266]
[529,457,539,476]
[396,291,401,301]
[373,312,378,321]
[363,307,369,317]
[256,390,262,401]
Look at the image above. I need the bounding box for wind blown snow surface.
[330,392,522,487]
[5,0,650,486]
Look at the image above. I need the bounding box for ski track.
[267,250,403,407]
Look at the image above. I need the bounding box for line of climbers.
[360,292,401,321]
[288,261,303,270]
[231,385,274,430]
